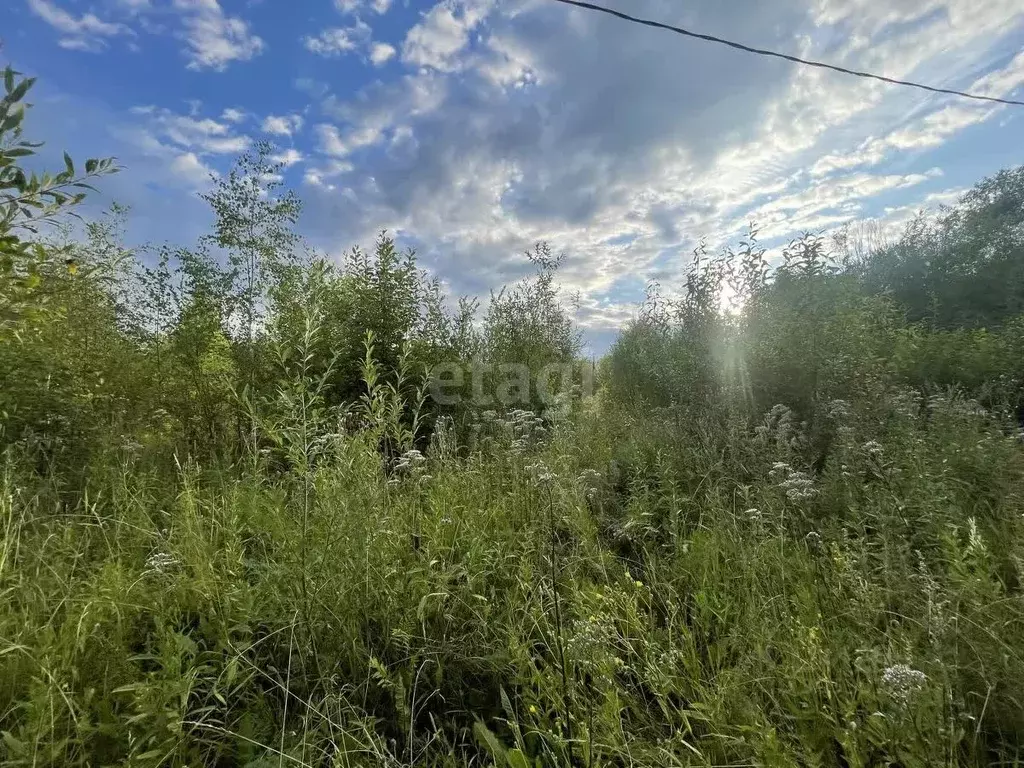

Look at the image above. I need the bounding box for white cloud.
[201,135,251,153]
[132,105,251,155]
[170,151,215,188]
[335,0,391,14]
[370,42,397,66]
[315,123,381,158]
[27,0,131,52]
[402,0,492,72]
[173,0,265,71]
[262,114,305,136]
[316,124,347,157]
[271,148,305,167]
[304,21,371,57]
[221,107,247,123]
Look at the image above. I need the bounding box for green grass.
[2,388,1023,767]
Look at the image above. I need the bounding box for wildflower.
[861,440,884,457]
[394,449,427,479]
[881,664,926,706]
[525,461,557,485]
[564,615,616,671]
[144,551,179,575]
[744,507,761,522]
[826,399,850,420]
[529,705,537,714]
[778,469,817,501]
[634,579,644,588]
[121,438,143,454]
[576,468,602,499]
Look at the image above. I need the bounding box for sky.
[4,0,1024,353]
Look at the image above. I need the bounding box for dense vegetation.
[2,65,1024,766]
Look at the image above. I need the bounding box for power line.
[548,0,1024,108]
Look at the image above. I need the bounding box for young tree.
[0,64,117,338]
[200,141,301,357]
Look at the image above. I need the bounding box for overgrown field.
[3,66,1024,766]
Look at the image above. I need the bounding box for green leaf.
[8,78,34,105]
[473,721,508,763]
[63,151,74,176]
[0,109,24,134]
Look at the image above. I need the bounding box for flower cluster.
[145,551,180,575]
[881,664,927,707]
[770,462,818,502]
[861,440,884,458]
[392,449,431,484]
[396,448,425,471]
[577,468,602,500]
[475,408,550,455]
[928,393,988,420]
[888,388,922,419]
[506,409,548,454]
[826,399,851,421]
[754,404,805,452]
[525,460,557,485]
[564,614,620,673]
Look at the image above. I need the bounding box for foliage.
[3,64,1024,768]
[857,166,1024,329]
[0,65,117,338]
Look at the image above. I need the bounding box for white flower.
[826,399,850,420]
[145,551,179,575]
[881,664,926,706]
[525,461,557,485]
[861,441,884,457]
[778,469,817,501]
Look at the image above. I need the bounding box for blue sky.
[4,0,1024,353]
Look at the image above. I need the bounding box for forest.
[3,64,1024,766]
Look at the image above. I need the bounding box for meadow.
[3,65,1024,766]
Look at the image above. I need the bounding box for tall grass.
[2,379,1023,766]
